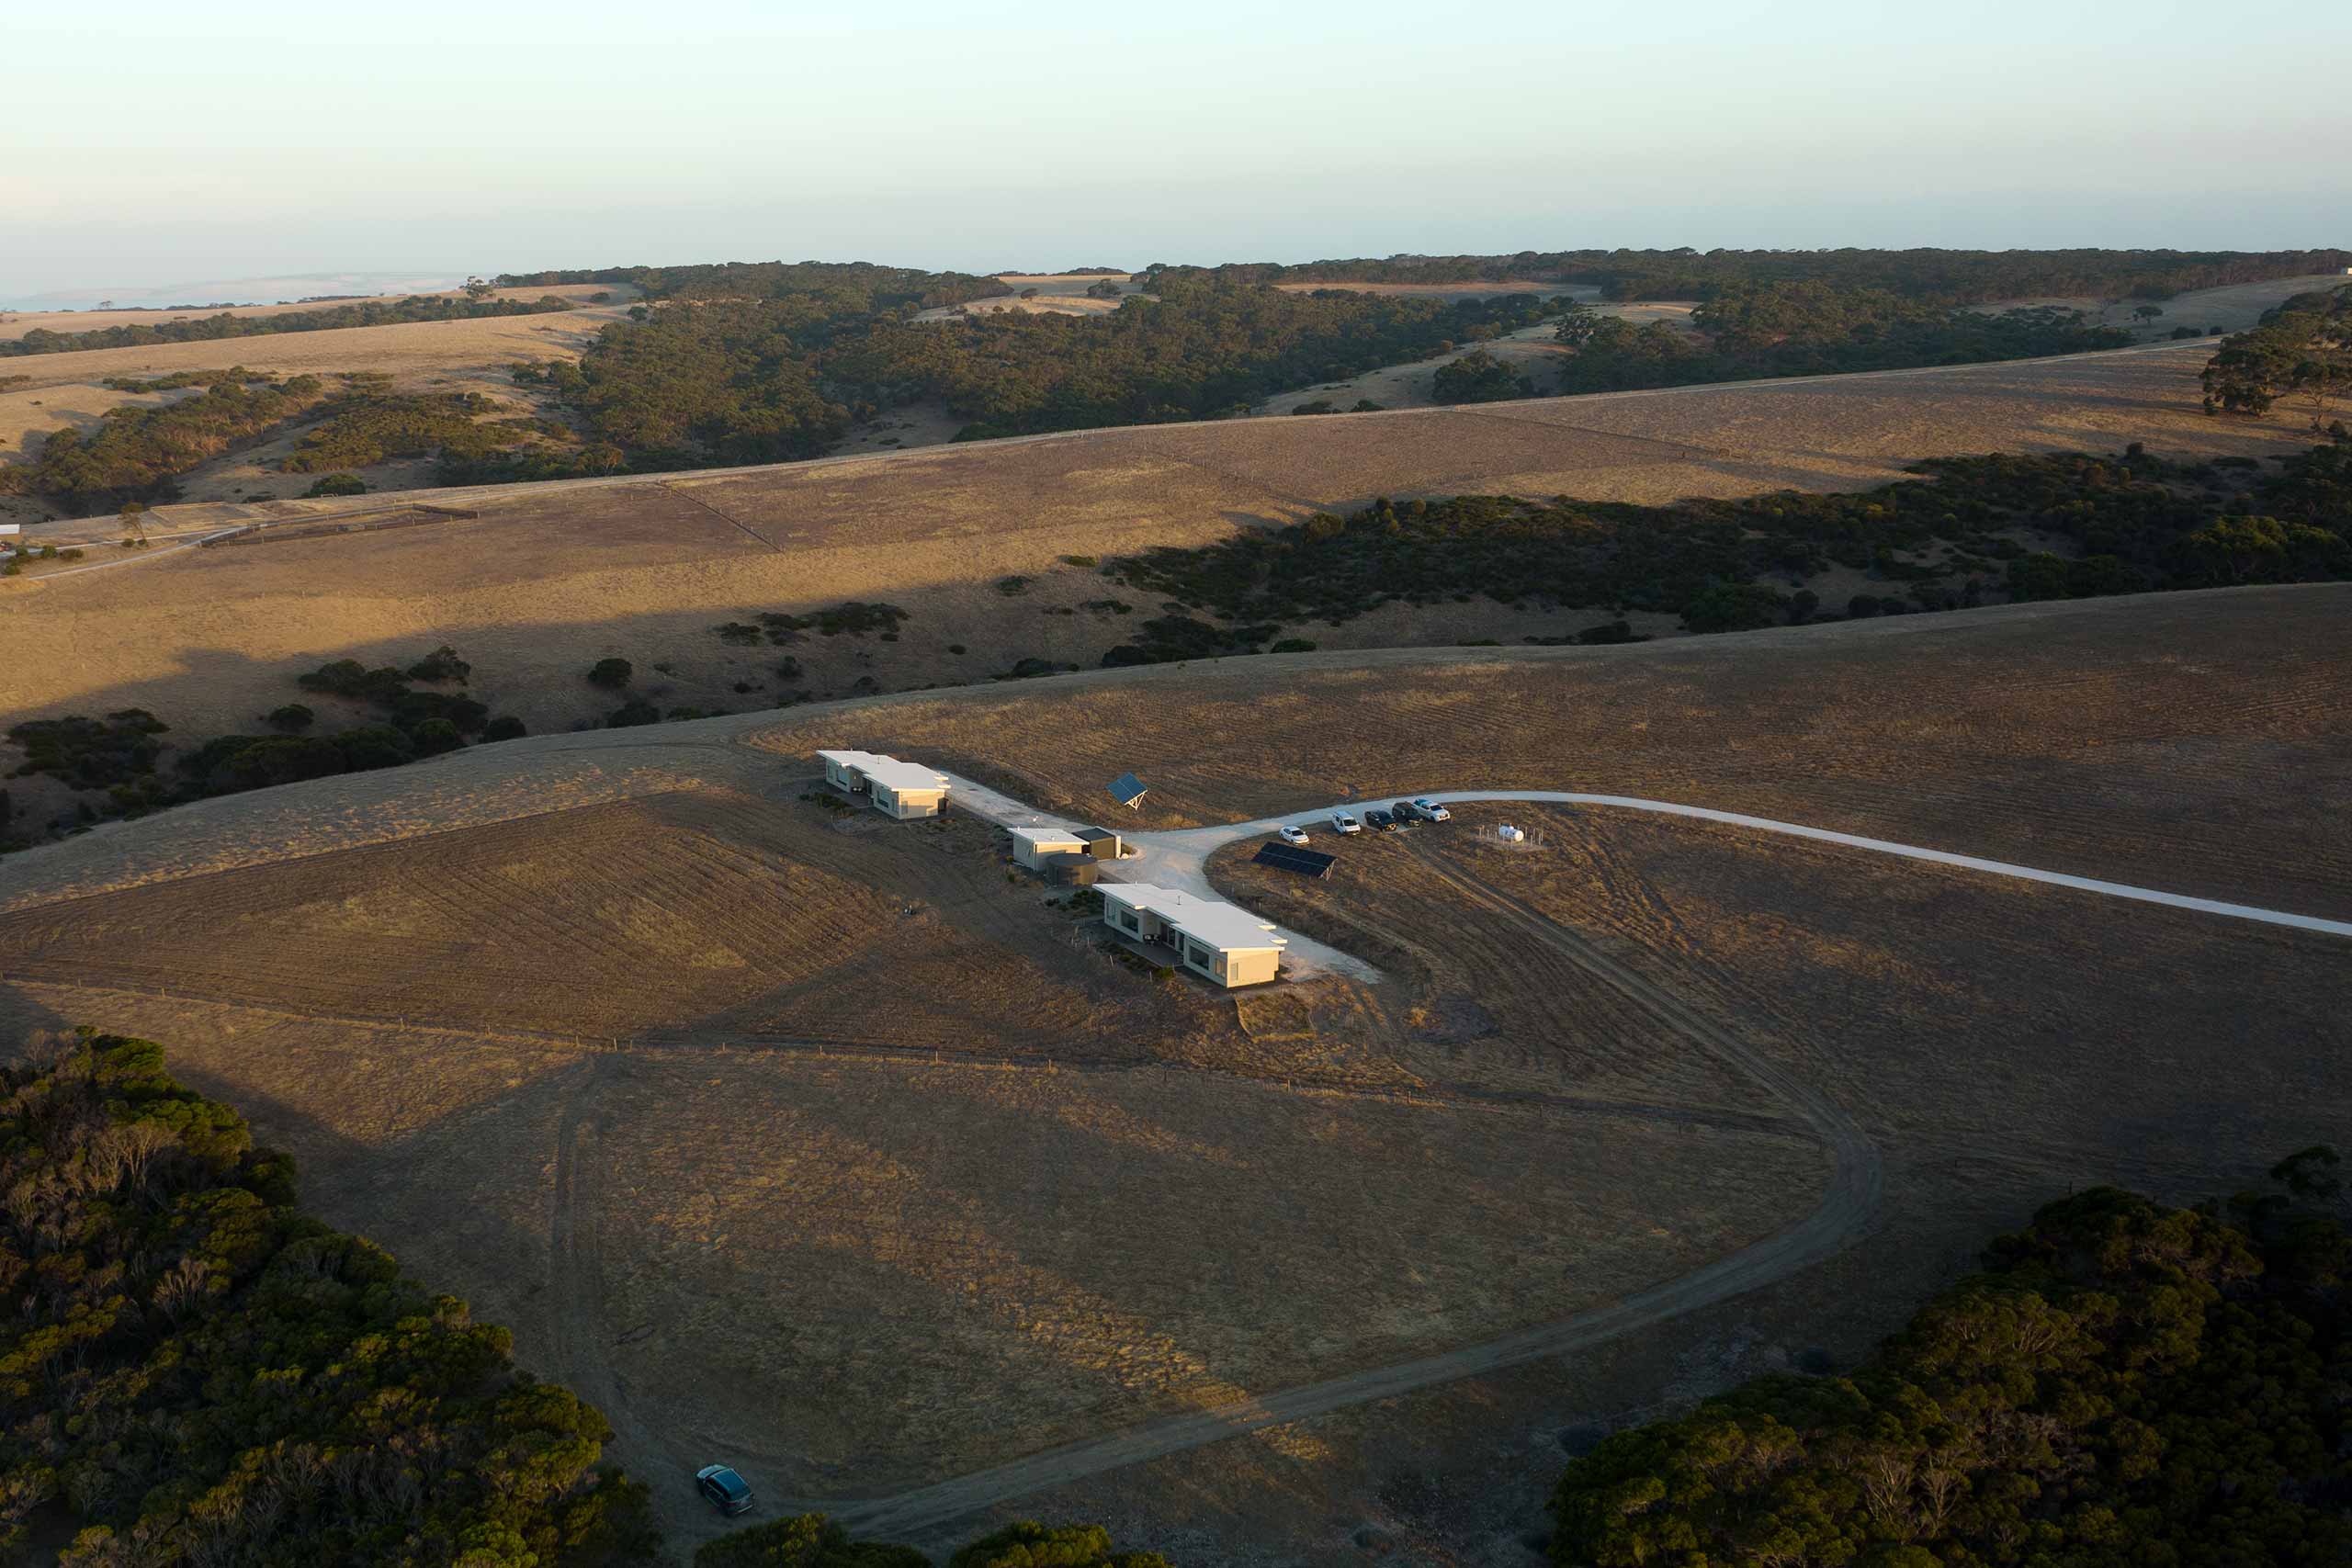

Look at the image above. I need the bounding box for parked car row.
[1278,798,1453,845]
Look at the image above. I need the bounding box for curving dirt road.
[707,775,2347,1534]
[806,840,1883,1539]
[1128,791,2352,943]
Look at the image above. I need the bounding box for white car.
[1277,825,1311,846]
[1411,797,1452,821]
[1329,811,1363,835]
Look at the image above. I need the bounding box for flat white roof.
[816,750,950,795]
[1102,883,1287,953]
[1012,826,1087,847]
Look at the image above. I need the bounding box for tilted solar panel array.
[1252,842,1336,877]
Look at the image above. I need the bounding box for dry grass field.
[0,284,612,341]
[910,273,1148,323]
[0,285,631,524]
[1965,272,2349,339]
[1269,280,1581,302]
[2,588,2342,1556]
[0,746,1822,1499]
[3,338,2325,754]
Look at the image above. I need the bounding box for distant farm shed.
[817,750,951,819]
[1100,883,1285,988]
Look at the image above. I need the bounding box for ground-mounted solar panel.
[1108,771,1148,807]
[1253,842,1336,878]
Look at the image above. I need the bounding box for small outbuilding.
[1099,883,1286,988]
[1010,826,1088,868]
[1075,827,1124,859]
[816,750,952,819]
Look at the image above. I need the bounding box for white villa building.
[817,750,952,818]
[1099,883,1286,988]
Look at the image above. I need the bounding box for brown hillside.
[0,340,2324,750]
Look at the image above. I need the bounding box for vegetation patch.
[6,708,169,791]
[0,376,328,510]
[1550,1160,2352,1567]
[1552,282,2133,394]
[1107,443,2352,632]
[755,602,910,640]
[280,387,542,472]
[0,1030,659,1563]
[2202,282,2352,428]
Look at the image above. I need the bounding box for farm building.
[1010,825,1125,868]
[1010,827,1087,867]
[1100,884,1286,988]
[817,750,952,818]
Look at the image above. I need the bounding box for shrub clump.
[0,1030,659,1563]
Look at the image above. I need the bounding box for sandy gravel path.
[1144,791,2352,942]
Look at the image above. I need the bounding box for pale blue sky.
[6,0,2347,303]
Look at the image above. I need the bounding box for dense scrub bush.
[0,1031,660,1562]
[0,377,328,509]
[6,709,169,790]
[1432,347,1534,403]
[691,1514,1167,1568]
[1106,442,2352,634]
[950,1521,1171,1568]
[1549,1161,2352,1567]
[1554,284,2132,396]
[280,389,538,472]
[586,657,634,689]
[299,471,368,496]
[1151,247,2352,304]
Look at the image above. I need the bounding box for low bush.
[587,657,634,689]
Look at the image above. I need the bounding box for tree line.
[1551,284,2132,394]
[2202,283,2352,430]
[468,278,1555,478]
[1103,438,2352,644]
[0,295,578,357]
[1148,247,2352,303]
[1551,1156,2350,1566]
[494,260,1009,310]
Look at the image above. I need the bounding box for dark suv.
[696,1464,753,1517]
[1365,808,1396,831]
[1390,801,1423,825]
